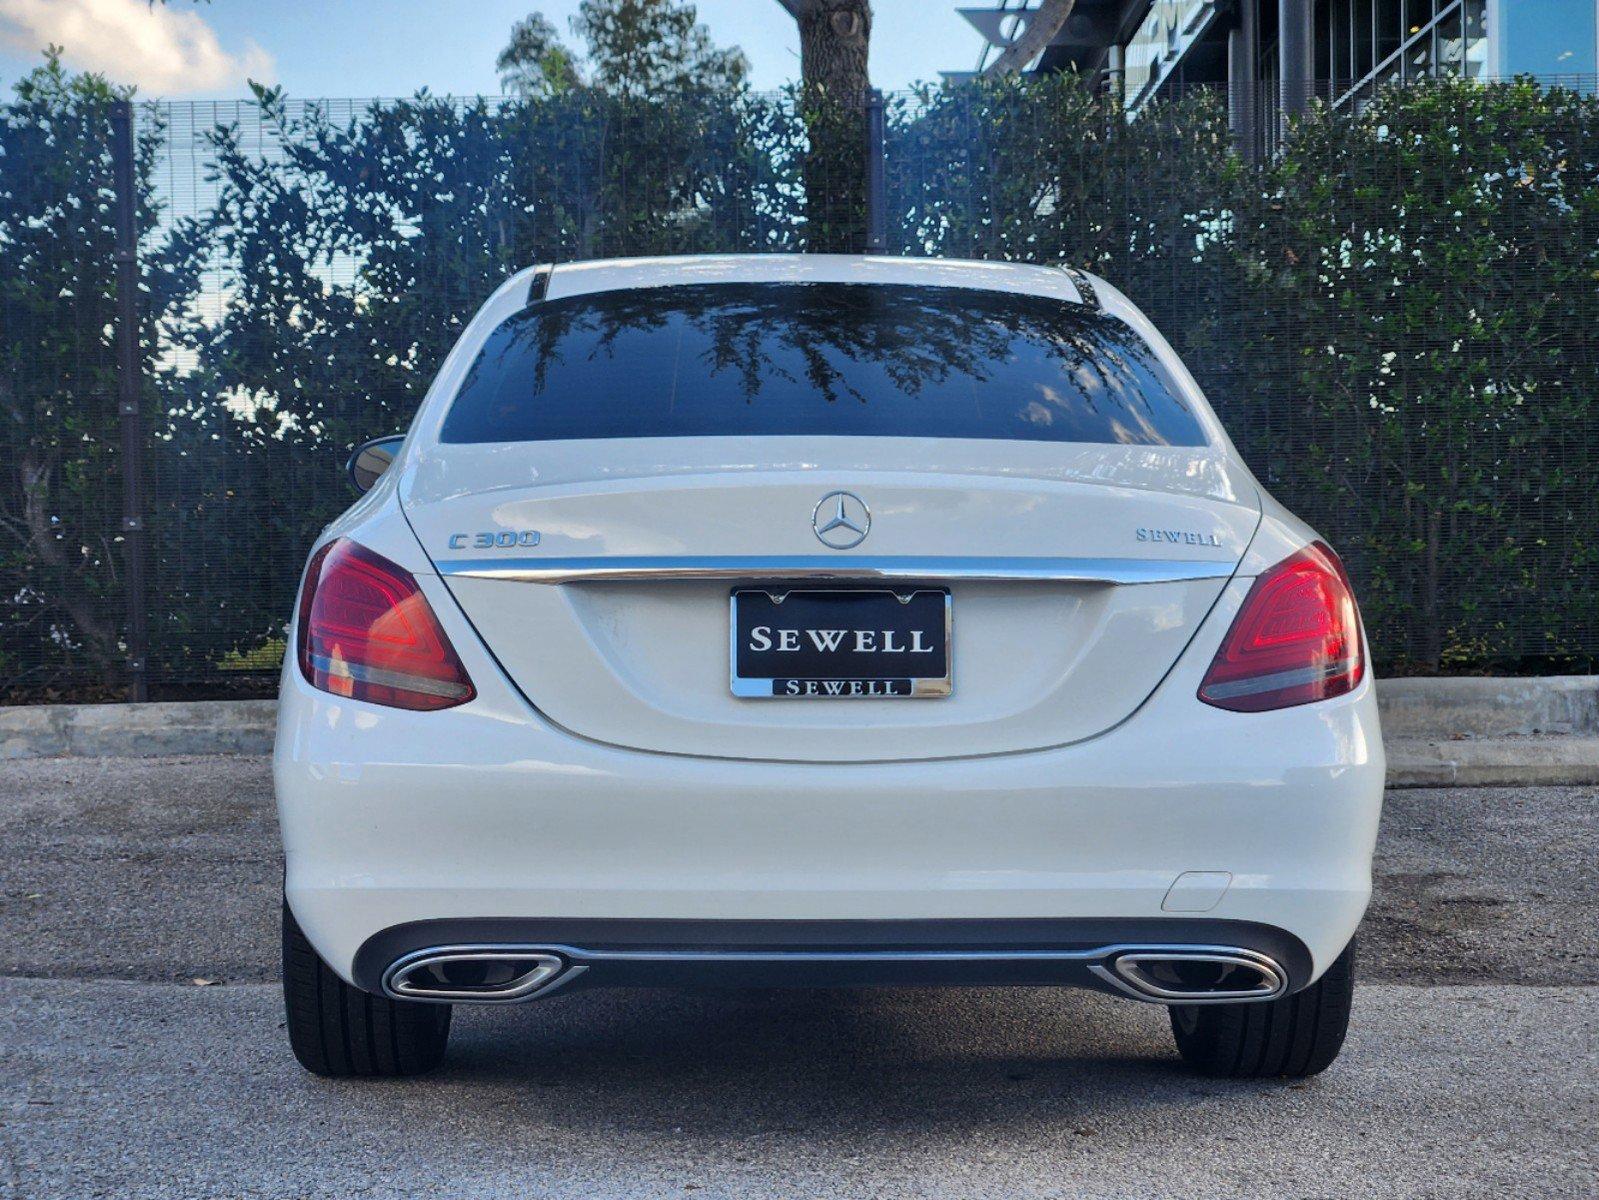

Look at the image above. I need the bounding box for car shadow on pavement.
[392,984,1291,1135]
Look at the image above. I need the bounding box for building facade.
[961,2,1598,131]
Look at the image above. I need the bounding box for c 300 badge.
[447,530,541,550]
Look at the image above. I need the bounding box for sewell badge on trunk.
[731,589,952,698]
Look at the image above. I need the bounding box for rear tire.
[282,900,451,1077]
[1168,938,1355,1079]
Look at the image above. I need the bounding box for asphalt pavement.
[1,756,1596,1198]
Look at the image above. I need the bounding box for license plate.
[730,589,952,699]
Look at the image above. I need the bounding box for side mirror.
[346,435,405,495]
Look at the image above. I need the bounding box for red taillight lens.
[1198,541,1364,713]
[296,538,475,711]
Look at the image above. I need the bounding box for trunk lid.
[401,437,1259,762]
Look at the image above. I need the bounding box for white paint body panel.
[276,255,1385,992]
[415,464,1255,761]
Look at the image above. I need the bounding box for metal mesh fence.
[2,75,1597,700]
[886,77,1599,673]
[0,83,128,700]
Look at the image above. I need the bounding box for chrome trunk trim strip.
[435,555,1235,586]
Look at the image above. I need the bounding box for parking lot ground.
[1,756,1596,1198]
[5,979,1596,1199]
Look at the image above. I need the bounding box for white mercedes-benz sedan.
[275,254,1383,1081]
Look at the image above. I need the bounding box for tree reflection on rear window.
[439,282,1209,447]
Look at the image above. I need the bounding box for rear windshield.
[439,282,1208,447]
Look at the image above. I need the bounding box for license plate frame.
[729,587,953,699]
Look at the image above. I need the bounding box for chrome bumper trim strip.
[379,942,1290,1007]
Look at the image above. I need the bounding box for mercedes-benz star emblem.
[812,491,871,549]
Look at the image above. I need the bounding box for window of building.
[1377,0,1404,62]
[1332,0,1352,84]
[1405,0,1434,38]
[1322,0,1503,106]
[1493,0,1599,78]
[1355,0,1375,79]
[1438,5,1463,73]
[1314,1,1334,83]
[1463,0,1488,78]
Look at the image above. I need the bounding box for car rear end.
[274,255,1383,1077]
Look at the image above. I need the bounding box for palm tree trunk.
[786,0,873,252]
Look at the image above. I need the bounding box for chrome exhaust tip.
[1090,947,1288,1004]
[382,947,580,1004]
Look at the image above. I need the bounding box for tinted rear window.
[439,282,1208,447]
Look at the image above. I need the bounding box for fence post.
[110,99,150,702]
[864,88,886,254]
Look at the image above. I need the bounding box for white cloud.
[0,0,274,95]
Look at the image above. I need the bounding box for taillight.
[296,538,475,711]
[1198,541,1364,713]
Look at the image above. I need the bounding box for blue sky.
[0,0,990,99]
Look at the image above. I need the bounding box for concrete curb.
[0,699,276,761]
[1378,675,1599,739]
[1378,675,1599,786]
[3,678,1597,787]
[1385,735,1599,788]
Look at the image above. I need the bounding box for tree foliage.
[498,1,748,99]
[498,14,583,98]
[0,54,204,690]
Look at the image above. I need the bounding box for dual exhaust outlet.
[382,944,1288,1006]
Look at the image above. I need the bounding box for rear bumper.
[275,624,1385,991]
[353,916,1313,1001]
